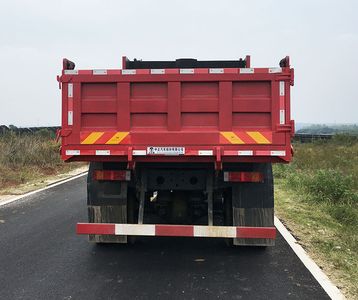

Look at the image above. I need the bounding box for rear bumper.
[77,223,276,239]
[62,145,291,164]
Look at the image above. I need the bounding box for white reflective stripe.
[122,69,136,75]
[193,226,237,238]
[125,171,131,181]
[271,151,286,156]
[151,69,165,74]
[93,69,107,75]
[67,83,73,97]
[238,150,253,156]
[66,150,80,156]
[209,68,224,74]
[240,68,254,74]
[223,172,229,182]
[95,150,110,156]
[269,67,282,73]
[279,81,285,96]
[180,68,194,74]
[280,110,285,125]
[115,224,155,236]
[67,111,73,125]
[198,150,213,156]
[64,70,78,75]
[133,150,146,156]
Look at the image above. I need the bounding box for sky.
[0,0,357,127]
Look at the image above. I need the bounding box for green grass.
[274,135,358,299]
[0,130,82,192]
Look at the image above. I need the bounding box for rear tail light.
[223,172,264,183]
[93,170,131,181]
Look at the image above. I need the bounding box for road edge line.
[274,216,346,300]
[0,172,88,207]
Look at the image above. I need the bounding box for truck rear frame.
[58,55,294,246]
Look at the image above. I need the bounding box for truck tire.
[228,163,274,247]
[87,162,128,244]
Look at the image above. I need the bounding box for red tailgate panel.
[59,60,294,164]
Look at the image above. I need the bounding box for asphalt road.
[0,176,330,300]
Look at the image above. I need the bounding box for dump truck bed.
[58,56,294,165]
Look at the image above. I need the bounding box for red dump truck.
[57,55,294,246]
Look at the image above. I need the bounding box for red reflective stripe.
[80,150,95,155]
[164,69,179,74]
[280,95,285,109]
[223,68,238,73]
[227,172,263,182]
[253,68,269,73]
[68,98,73,111]
[223,150,238,156]
[93,170,129,181]
[155,225,194,237]
[255,150,270,156]
[107,70,122,75]
[136,69,150,75]
[185,150,198,156]
[78,70,92,75]
[236,227,276,239]
[194,69,208,74]
[110,150,126,156]
[77,223,115,235]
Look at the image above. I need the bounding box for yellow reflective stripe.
[246,131,271,144]
[105,132,129,144]
[81,132,104,144]
[221,132,245,144]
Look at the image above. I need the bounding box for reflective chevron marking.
[246,131,271,144]
[220,132,245,144]
[81,132,104,144]
[80,132,129,145]
[220,131,272,144]
[105,132,129,144]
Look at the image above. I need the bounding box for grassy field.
[0,130,83,193]
[273,135,358,299]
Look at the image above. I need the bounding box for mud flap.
[232,163,275,246]
[87,162,128,243]
[233,207,274,246]
[88,205,127,243]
